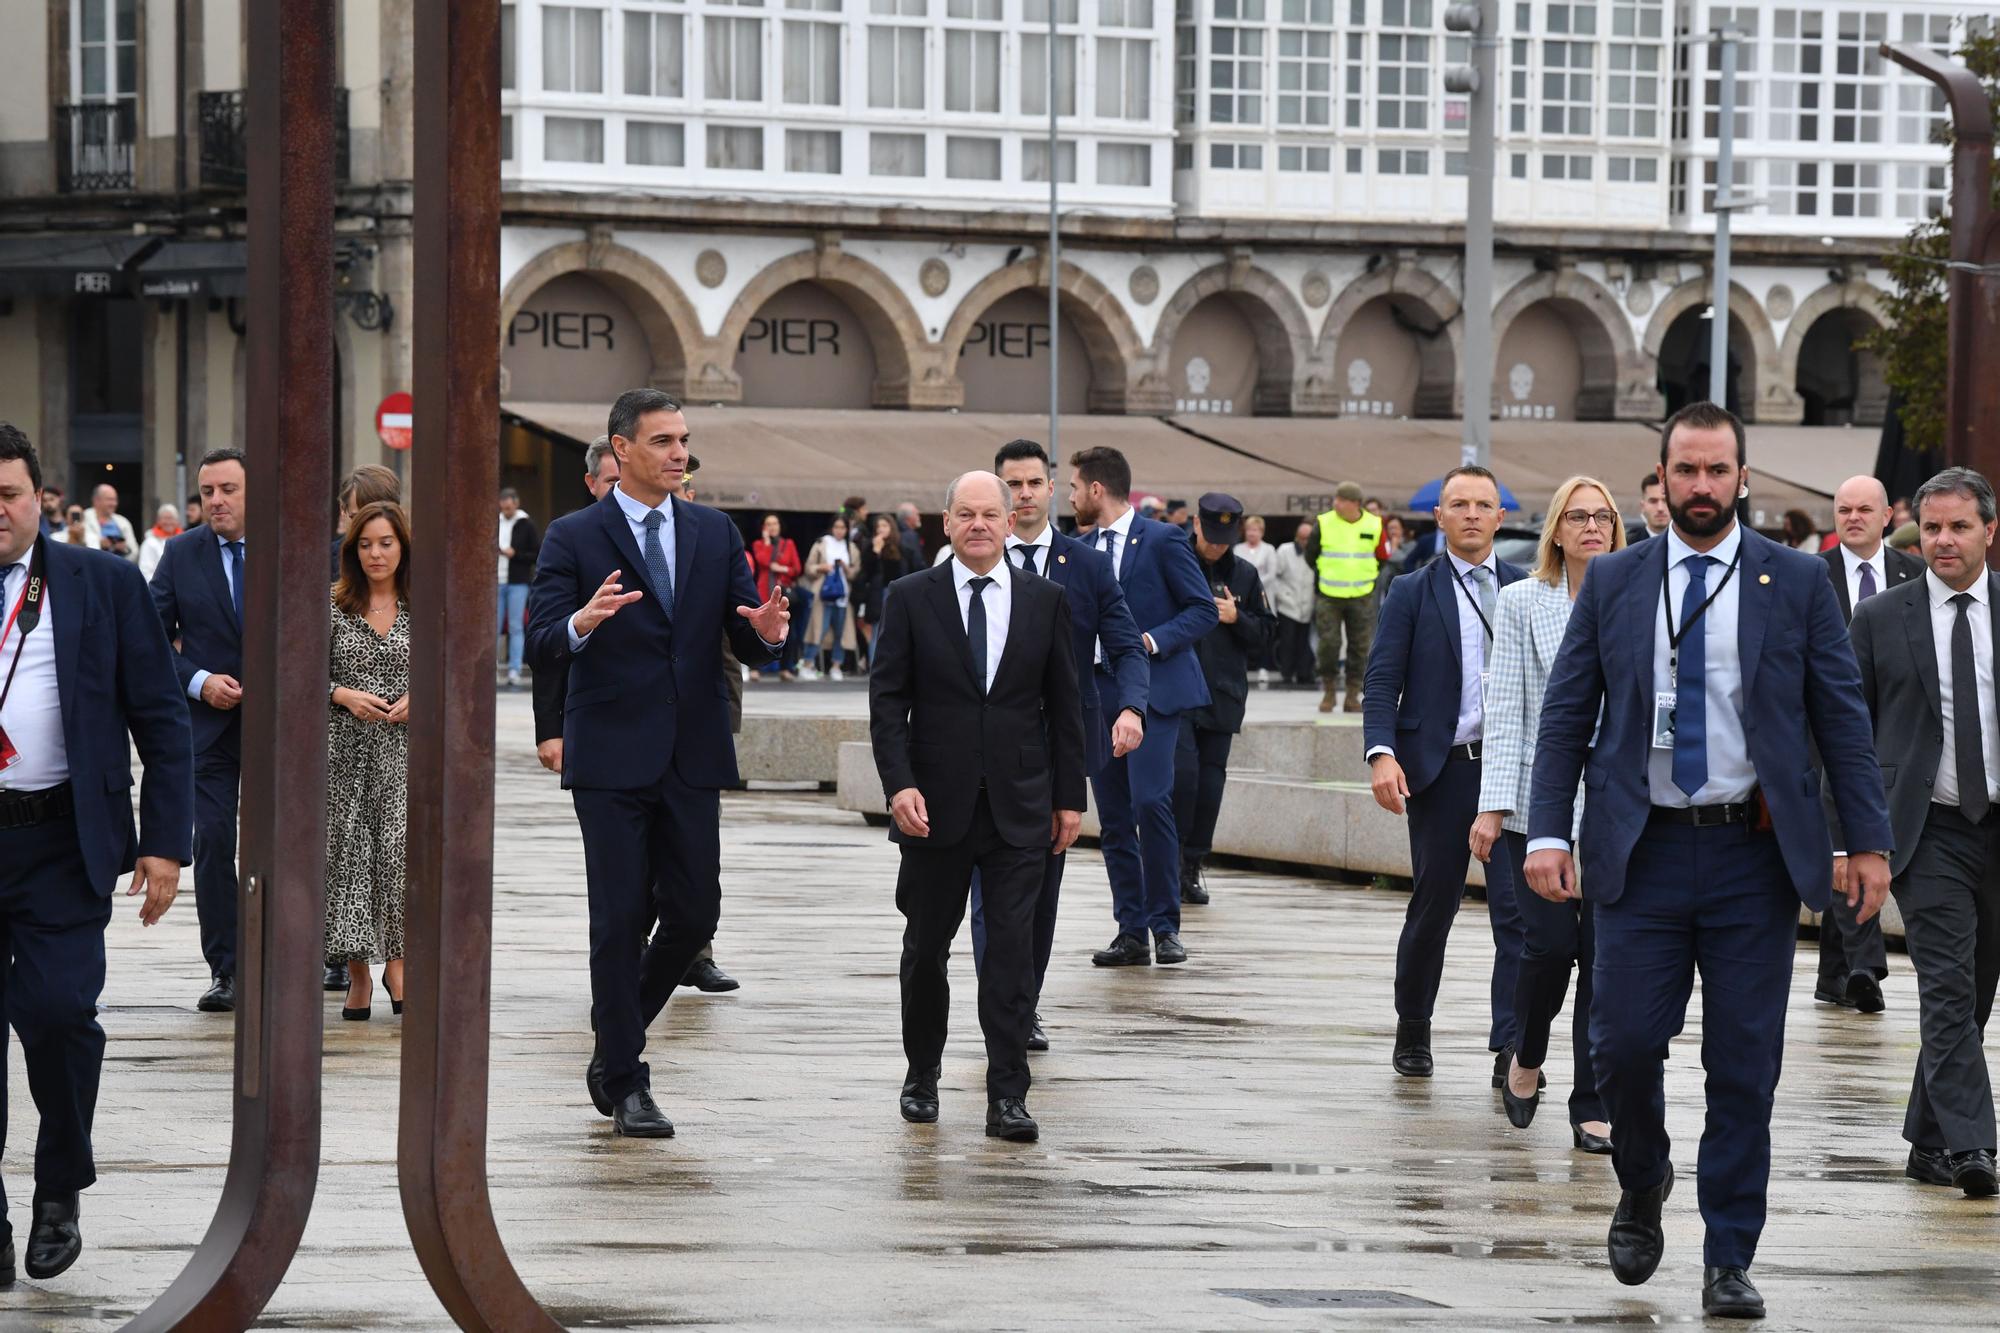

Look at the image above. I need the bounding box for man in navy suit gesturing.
[527,389,788,1139]
[1525,402,1893,1319]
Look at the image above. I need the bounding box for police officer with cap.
[1173,492,1274,904]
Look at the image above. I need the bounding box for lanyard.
[1661,544,1742,676]
[0,540,48,716]
[1452,563,1495,642]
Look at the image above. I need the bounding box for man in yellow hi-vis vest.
[1304,481,1382,713]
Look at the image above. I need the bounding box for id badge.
[1651,691,1677,751]
[0,722,17,773]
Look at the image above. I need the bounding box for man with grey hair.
[83,484,136,561]
[895,500,926,569]
[1814,473,1923,1013]
[1840,465,2000,1199]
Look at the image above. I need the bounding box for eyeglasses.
[1562,509,1619,529]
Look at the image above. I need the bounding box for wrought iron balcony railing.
[55,100,137,193]
[198,87,351,190]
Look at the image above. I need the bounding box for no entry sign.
[375,391,413,451]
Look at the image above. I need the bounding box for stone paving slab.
[1,692,1987,1329]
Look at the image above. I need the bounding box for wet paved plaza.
[4,689,1996,1329]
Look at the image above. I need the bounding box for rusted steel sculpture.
[399,2,564,1328]
[1881,41,2000,487]
[127,1,335,1328]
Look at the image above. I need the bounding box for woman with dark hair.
[1782,508,1822,552]
[857,511,905,666]
[751,513,806,681]
[325,500,412,1021]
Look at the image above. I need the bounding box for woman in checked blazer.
[1470,475,1626,1152]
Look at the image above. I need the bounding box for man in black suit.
[149,447,250,1013]
[1,424,191,1280]
[1815,473,1924,1013]
[1839,467,2000,1199]
[870,470,1085,1143]
[527,389,788,1139]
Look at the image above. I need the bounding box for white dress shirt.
[949,555,1012,694]
[1840,541,1888,611]
[1006,525,1055,578]
[1095,506,1136,579]
[569,484,679,649]
[187,529,244,700]
[0,542,69,791]
[1446,549,1498,746]
[1649,523,1753,807]
[1926,569,2000,811]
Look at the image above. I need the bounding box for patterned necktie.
[966,576,993,692]
[227,541,245,629]
[1673,555,1712,798]
[1100,528,1118,572]
[1467,564,1496,634]
[1014,544,1038,576]
[1857,561,1878,603]
[1951,593,1988,824]
[641,511,675,617]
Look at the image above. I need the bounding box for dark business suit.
[1813,542,1922,997]
[1087,514,1218,942]
[149,528,244,980]
[1842,569,2000,1156]
[869,560,1085,1098]
[1362,551,1529,1051]
[526,488,777,1104]
[1530,526,1890,1269]
[969,529,1147,987]
[1174,547,1273,863]
[1,541,191,1219]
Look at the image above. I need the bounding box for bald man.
[1816,474,1924,1012]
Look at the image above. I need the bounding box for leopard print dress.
[324,598,410,963]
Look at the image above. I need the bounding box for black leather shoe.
[684,957,741,993]
[1180,859,1210,905]
[1153,932,1188,965]
[1907,1144,1955,1186]
[25,1194,81,1280]
[585,1042,612,1118]
[611,1089,676,1138]
[1393,1019,1433,1077]
[1501,1072,1540,1129]
[1847,973,1886,1014]
[1,1233,13,1285]
[986,1097,1039,1142]
[323,963,347,992]
[198,974,236,1013]
[1813,982,1858,1008]
[1491,1047,1545,1089]
[1572,1123,1614,1155]
[1092,933,1151,967]
[1702,1265,1765,1318]
[1607,1160,1673,1286]
[1026,1014,1049,1051]
[900,1066,940,1123]
[1950,1148,1999,1197]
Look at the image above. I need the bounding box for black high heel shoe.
[341,973,371,1022]
[1572,1122,1614,1154]
[1501,1074,1541,1129]
[383,968,404,1015]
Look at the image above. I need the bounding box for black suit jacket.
[149,528,246,756]
[1838,568,1999,877]
[868,561,1087,850]
[1818,542,1924,624]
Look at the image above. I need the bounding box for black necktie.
[967,576,993,692]
[1951,593,1988,823]
[1014,544,1037,576]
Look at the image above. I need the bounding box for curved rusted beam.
[400,2,563,1328]
[127,1,334,1328]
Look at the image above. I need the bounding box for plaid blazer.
[1478,570,1586,837]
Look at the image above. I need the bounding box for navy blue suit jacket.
[1037,528,1148,777]
[149,527,243,755]
[526,490,777,791]
[1363,551,1528,797]
[1527,526,1891,911]
[1087,513,1216,718]
[42,541,193,892]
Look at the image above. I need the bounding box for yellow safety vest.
[1315,510,1382,599]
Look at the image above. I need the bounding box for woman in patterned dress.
[326,500,412,1021]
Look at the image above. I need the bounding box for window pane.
[502,6,517,91]
[627,120,686,166]
[545,115,604,163]
[708,124,764,169]
[1099,142,1150,185]
[787,128,842,172]
[946,136,1002,179]
[1023,138,1078,182]
[543,9,573,92]
[870,131,926,175]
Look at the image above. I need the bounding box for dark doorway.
[1657,306,1751,418]
[69,296,145,521]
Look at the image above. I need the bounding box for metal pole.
[129,0,334,1323]
[1709,24,1738,409]
[1459,0,1498,468]
[1047,0,1060,462]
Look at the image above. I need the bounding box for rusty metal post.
[400,2,562,1329]
[1882,42,2000,484]
[128,1,334,1328]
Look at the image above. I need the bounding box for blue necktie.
[1100,528,1118,571]
[1857,561,1877,602]
[1672,554,1710,798]
[641,511,675,617]
[227,541,245,629]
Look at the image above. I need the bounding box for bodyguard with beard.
[1524,402,1892,1319]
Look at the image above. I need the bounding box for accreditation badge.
[1651,691,1677,751]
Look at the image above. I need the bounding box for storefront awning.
[0,234,158,297]
[133,240,247,299]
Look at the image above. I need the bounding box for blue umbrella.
[1408,476,1521,511]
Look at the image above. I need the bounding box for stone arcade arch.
[1149,259,1322,415]
[1642,277,1789,422]
[1490,269,1663,421]
[1318,263,1462,419]
[1779,281,1891,427]
[498,236,705,398]
[938,259,1149,414]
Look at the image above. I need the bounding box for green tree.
[1863,29,2000,455]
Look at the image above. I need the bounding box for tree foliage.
[1863,29,2000,456]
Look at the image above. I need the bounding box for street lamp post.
[1445,0,1497,468]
